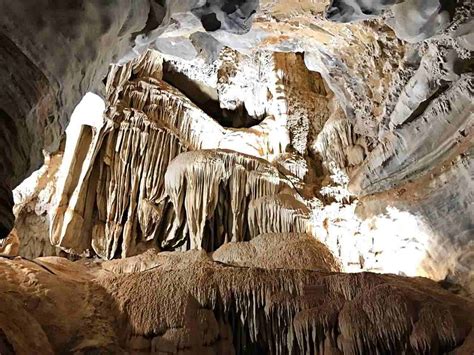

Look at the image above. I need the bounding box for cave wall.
[0,0,150,237]
[0,0,260,238]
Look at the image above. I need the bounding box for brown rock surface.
[1,252,473,354]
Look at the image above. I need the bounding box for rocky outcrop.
[1,251,473,354]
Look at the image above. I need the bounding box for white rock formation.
[165,150,297,250]
[34,2,471,292]
[48,49,327,258]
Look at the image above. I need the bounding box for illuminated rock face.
[0,1,473,353]
[48,50,316,258]
[0,0,151,236]
[45,35,471,292]
[0,0,260,239]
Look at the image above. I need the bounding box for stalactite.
[164,150,296,251]
[248,194,311,238]
[90,250,474,354]
[50,50,313,258]
[92,110,188,259]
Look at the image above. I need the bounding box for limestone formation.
[49,50,313,258]
[7,0,469,292]
[212,232,341,271]
[0,0,151,236]
[11,152,63,259]
[0,0,473,353]
[0,230,19,257]
[248,195,311,238]
[1,252,473,354]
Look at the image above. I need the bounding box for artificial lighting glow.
[312,202,433,279]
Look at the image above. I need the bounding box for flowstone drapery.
[1,251,473,354]
[50,50,313,258]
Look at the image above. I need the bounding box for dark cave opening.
[201,13,222,32]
